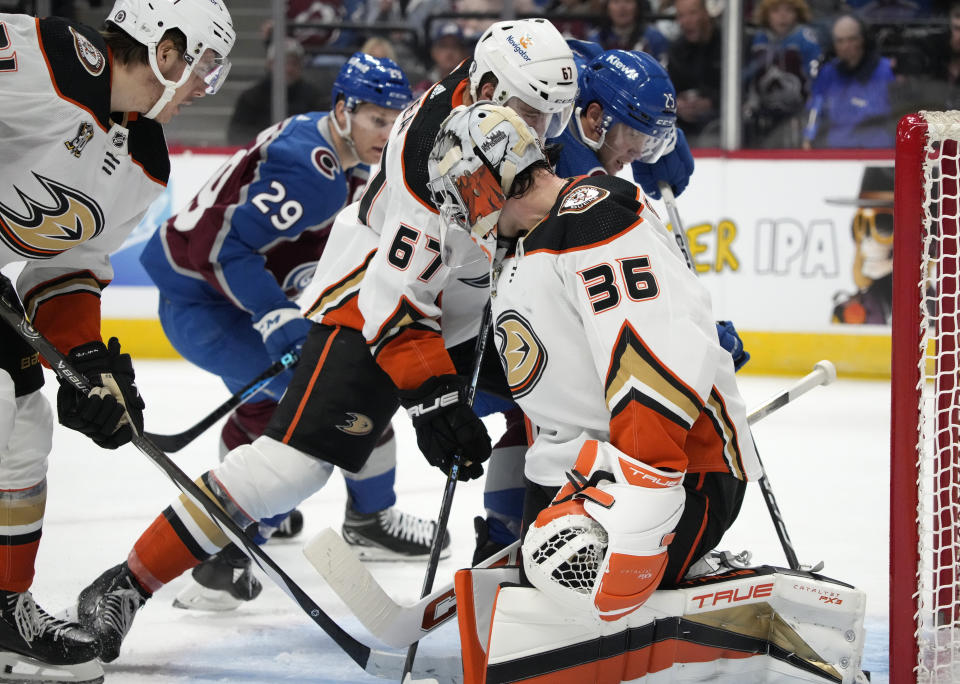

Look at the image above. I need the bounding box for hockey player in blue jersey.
[137,53,442,611]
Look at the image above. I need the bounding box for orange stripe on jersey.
[35,18,108,133]
[30,290,102,363]
[605,320,703,426]
[375,328,457,391]
[610,399,689,474]
[282,326,340,444]
[319,294,364,332]
[685,394,747,478]
[305,249,375,325]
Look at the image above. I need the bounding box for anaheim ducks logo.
[336,412,374,436]
[0,173,105,259]
[494,310,547,398]
[559,185,609,215]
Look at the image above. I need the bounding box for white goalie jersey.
[0,14,169,353]
[491,174,761,486]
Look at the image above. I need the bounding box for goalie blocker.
[455,563,868,684]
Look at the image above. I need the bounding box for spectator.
[802,14,896,148]
[588,0,671,61]
[227,38,326,146]
[667,0,722,146]
[412,22,471,97]
[744,0,822,147]
[359,35,396,60]
[545,0,604,40]
[928,2,960,108]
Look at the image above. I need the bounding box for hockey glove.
[716,320,750,372]
[255,305,312,362]
[57,337,145,449]
[632,128,694,200]
[399,374,492,481]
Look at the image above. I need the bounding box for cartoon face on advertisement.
[827,166,895,325]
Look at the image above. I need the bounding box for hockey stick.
[143,352,299,452]
[401,299,493,681]
[0,277,459,684]
[659,181,806,571]
[303,360,837,648]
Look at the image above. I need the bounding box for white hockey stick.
[303,361,837,649]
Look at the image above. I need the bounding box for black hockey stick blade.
[143,352,299,452]
[0,277,456,683]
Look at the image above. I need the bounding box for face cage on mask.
[428,173,500,269]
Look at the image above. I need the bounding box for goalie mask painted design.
[575,49,678,163]
[469,19,578,139]
[427,103,544,267]
[109,0,235,118]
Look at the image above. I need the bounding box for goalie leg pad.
[523,440,685,622]
[455,565,521,684]
[212,435,334,523]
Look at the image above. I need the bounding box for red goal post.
[892,111,960,683]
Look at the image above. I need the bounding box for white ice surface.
[29,362,890,683]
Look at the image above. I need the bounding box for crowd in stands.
[24,0,960,149]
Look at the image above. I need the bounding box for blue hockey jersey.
[140,112,368,323]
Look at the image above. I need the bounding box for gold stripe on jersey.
[175,479,230,549]
[605,321,703,429]
[304,249,376,319]
[368,295,440,356]
[22,270,105,321]
[704,388,747,480]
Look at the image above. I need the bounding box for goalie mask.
[575,49,677,163]
[427,103,544,267]
[469,19,578,139]
[109,0,235,119]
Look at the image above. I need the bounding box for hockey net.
[892,111,960,683]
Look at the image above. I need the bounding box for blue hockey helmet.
[575,49,677,162]
[331,52,414,112]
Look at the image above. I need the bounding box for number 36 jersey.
[492,174,761,488]
[0,14,169,354]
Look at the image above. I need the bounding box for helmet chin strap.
[331,107,360,165]
[143,46,192,120]
[574,106,606,152]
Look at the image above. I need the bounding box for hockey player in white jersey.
[428,102,763,682]
[0,0,233,680]
[73,17,579,665]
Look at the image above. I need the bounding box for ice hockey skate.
[266,508,304,541]
[341,502,450,561]
[76,563,149,664]
[172,544,262,612]
[0,590,102,683]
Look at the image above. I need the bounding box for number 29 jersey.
[492,174,761,488]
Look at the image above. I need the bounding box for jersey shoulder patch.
[125,115,170,186]
[37,17,111,130]
[524,175,644,254]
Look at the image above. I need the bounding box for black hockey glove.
[57,337,145,449]
[399,374,492,481]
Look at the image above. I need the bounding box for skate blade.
[348,544,452,563]
[171,582,241,612]
[0,651,103,684]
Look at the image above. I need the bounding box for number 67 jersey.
[491,174,761,488]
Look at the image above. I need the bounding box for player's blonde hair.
[753,0,811,27]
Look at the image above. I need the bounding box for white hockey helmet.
[469,19,578,139]
[108,0,235,119]
[427,103,545,267]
